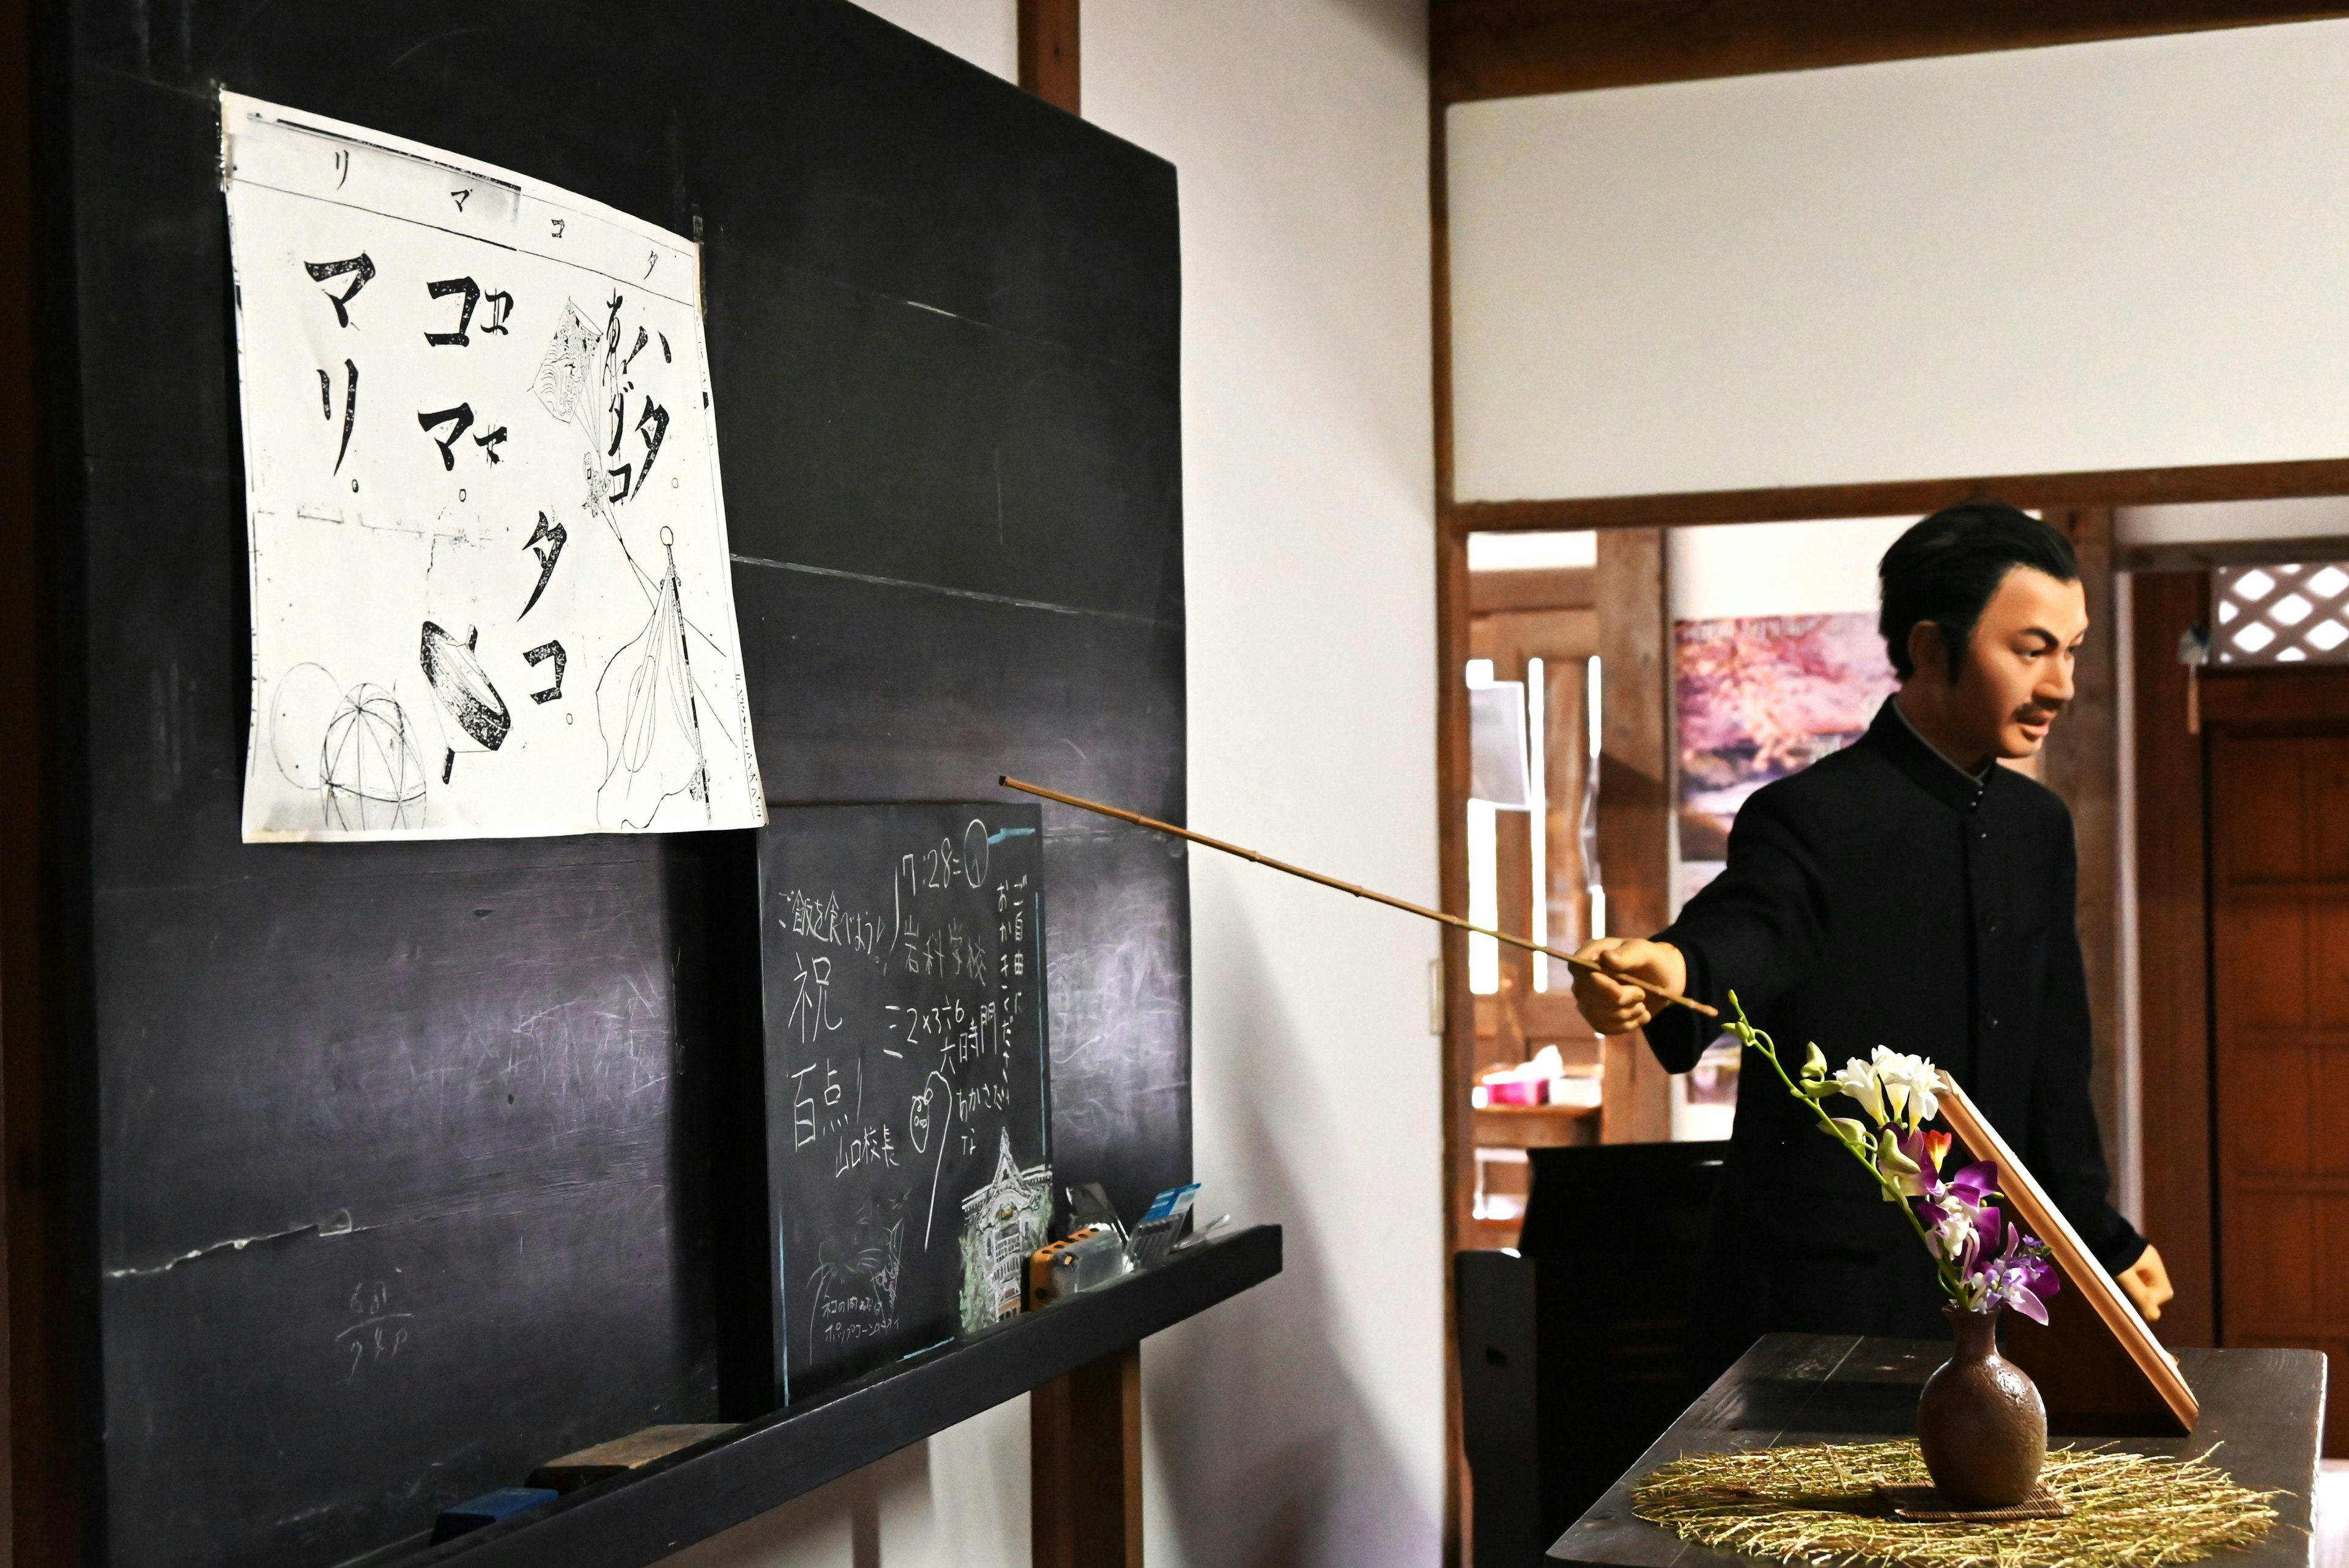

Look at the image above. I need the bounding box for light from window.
[1528,658,1549,991]
[1467,800,1498,994]
[1586,654,1605,940]
[1467,657,1501,994]
[2214,563,2349,666]
[1466,530,1597,572]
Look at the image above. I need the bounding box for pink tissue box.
[1482,1077,1545,1107]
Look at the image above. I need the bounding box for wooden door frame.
[2128,571,2219,1349]
[2139,629,2349,1372]
[1436,478,2349,1565]
[1425,9,2349,1558]
[1429,1,2349,105]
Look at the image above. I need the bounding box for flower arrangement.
[1724,994,2061,1323]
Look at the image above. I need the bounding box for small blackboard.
[757,804,1052,1401]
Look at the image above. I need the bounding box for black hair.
[1877,503,2078,681]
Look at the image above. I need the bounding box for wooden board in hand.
[1937,1072,2197,1433]
[757,804,1052,1402]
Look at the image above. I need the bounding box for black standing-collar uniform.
[1645,697,2143,1376]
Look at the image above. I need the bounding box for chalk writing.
[336,1279,412,1383]
[759,805,1049,1400]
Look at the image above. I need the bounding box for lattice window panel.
[2213,563,2349,666]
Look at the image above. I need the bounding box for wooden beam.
[2121,533,2349,571]
[2130,571,2215,1347]
[1019,0,1081,116]
[1445,456,2349,536]
[1430,80,1472,1568]
[1466,566,1595,614]
[1431,0,2349,103]
[1593,529,1674,1144]
[1435,528,1475,1568]
[1017,9,1089,1556]
[2037,509,2124,1217]
[1030,1343,1140,1568]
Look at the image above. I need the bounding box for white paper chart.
[221,91,765,841]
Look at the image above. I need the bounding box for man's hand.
[1568,937,1688,1035]
[2118,1244,2173,1322]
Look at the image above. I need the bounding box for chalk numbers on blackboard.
[337,1279,412,1383]
[915,822,992,892]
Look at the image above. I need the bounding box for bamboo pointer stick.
[998,776,1717,1018]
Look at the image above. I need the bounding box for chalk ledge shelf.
[374,1225,1282,1568]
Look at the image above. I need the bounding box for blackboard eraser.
[429,1487,558,1544]
[526,1423,738,1493]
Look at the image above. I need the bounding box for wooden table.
[1548,1332,2327,1566]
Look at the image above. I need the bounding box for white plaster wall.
[847,0,1016,81]
[1087,3,1442,1562]
[667,2,1442,1564]
[1669,517,1910,621]
[1449,20,2349,501]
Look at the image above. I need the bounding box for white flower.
[1866,1046,1940,1129]
[1926,1196,1978,1262]
[1831,1059,1888,1125]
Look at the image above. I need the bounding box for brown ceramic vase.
[1915,1305,2046,1508]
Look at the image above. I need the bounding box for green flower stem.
[1726,993,1967,1304]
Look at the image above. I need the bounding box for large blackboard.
[51,3,1189,1564]
[759,804,1050,1401]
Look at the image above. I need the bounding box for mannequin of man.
[1571,503,2171,1375]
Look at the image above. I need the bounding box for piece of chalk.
[429,1487,558,1544]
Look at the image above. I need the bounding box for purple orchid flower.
[1972,1223,2063,1325]
[1945,1159,1998,1207]
[1911,1157,2002,1267]
[1891,1128,1953,1199]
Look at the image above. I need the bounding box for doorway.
[1461,538,1604,1245]
[2134,565,2349,1456]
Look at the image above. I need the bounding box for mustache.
[2012,700,2066,724]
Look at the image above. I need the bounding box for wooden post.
[1018,0,1081,116]
[1017,4,1110,1544]
[2037,510,2126,1209]
[2129,571,2216,1347]
[1595,528,1675,1142]
[1489,635,1535,1071]
[1031,1342,1141,1568]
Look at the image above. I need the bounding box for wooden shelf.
[380,1227,1282,1568]
[1474,1103,1600,1148]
